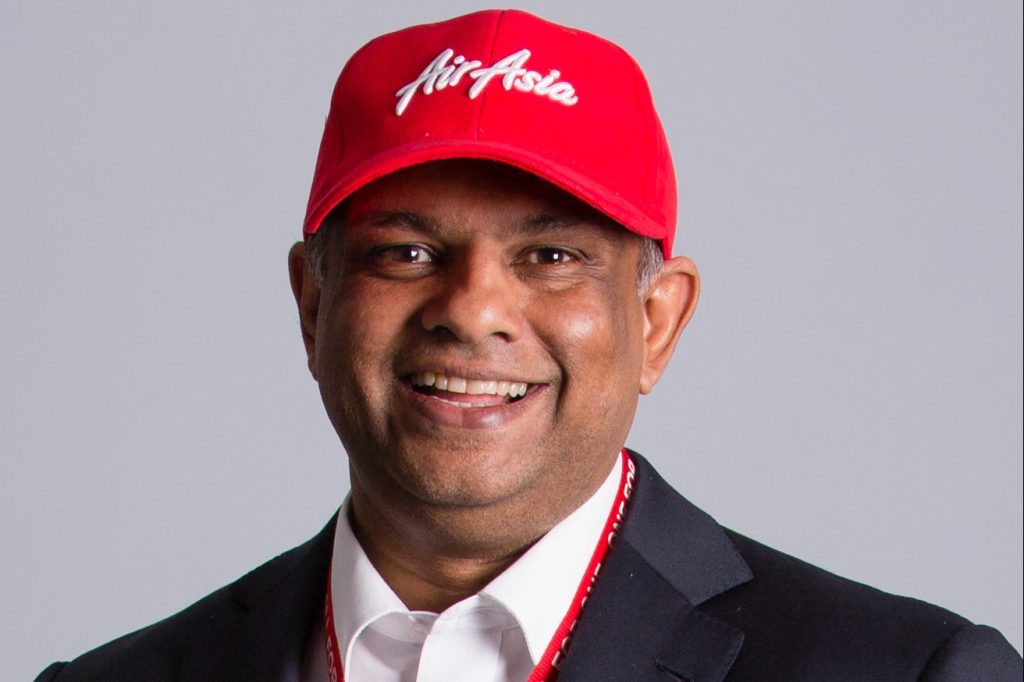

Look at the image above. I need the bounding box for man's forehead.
[341,160,630,241]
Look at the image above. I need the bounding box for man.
[37,9,1022,681]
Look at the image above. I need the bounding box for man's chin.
[382,445,545,510]
[400,468,535,510]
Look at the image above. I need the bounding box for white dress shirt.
[320,452,622,682]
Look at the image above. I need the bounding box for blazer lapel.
[180,515,337,681]
[559,452,752,682]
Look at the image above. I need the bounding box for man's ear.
[288,241,321,381]
[639,256,700,394]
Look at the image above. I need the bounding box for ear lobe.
[288,241,321,381]
[639,256,700,394]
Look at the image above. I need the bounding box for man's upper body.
[36,453,1022,681]
[37,9,1022,681]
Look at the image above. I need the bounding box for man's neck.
[347,499,540,612]
[345,450,621,613]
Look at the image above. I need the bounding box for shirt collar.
[330,498,409,674]
[329,450,623,668]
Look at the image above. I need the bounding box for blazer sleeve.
[920,624,1023,681]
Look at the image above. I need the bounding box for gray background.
[2,1,1021,677]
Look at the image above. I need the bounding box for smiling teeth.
[410,372,529,398]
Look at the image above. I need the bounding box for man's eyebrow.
[510,213,624,245]
[351,209,433,231]
[520,213,614,233]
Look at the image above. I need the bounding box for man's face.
[298,160,685,526]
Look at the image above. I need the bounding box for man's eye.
[526,247,576,265]
[376,244,434,263]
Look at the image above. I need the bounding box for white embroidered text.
[394,48,579,115]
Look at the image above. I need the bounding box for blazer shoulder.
[37,520,335,682]
[706,529,1022,679]
[722,528,968,627]
[33,662,66,682]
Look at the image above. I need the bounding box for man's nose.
[419,250,524,344]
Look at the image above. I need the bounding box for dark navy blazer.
[37,452,1023,681]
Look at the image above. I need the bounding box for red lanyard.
[325,450,636,682]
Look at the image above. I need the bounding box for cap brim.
[304,139,671,258]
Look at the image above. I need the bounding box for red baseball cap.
[304,9,677,258]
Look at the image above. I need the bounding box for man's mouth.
[408,371,531,408]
